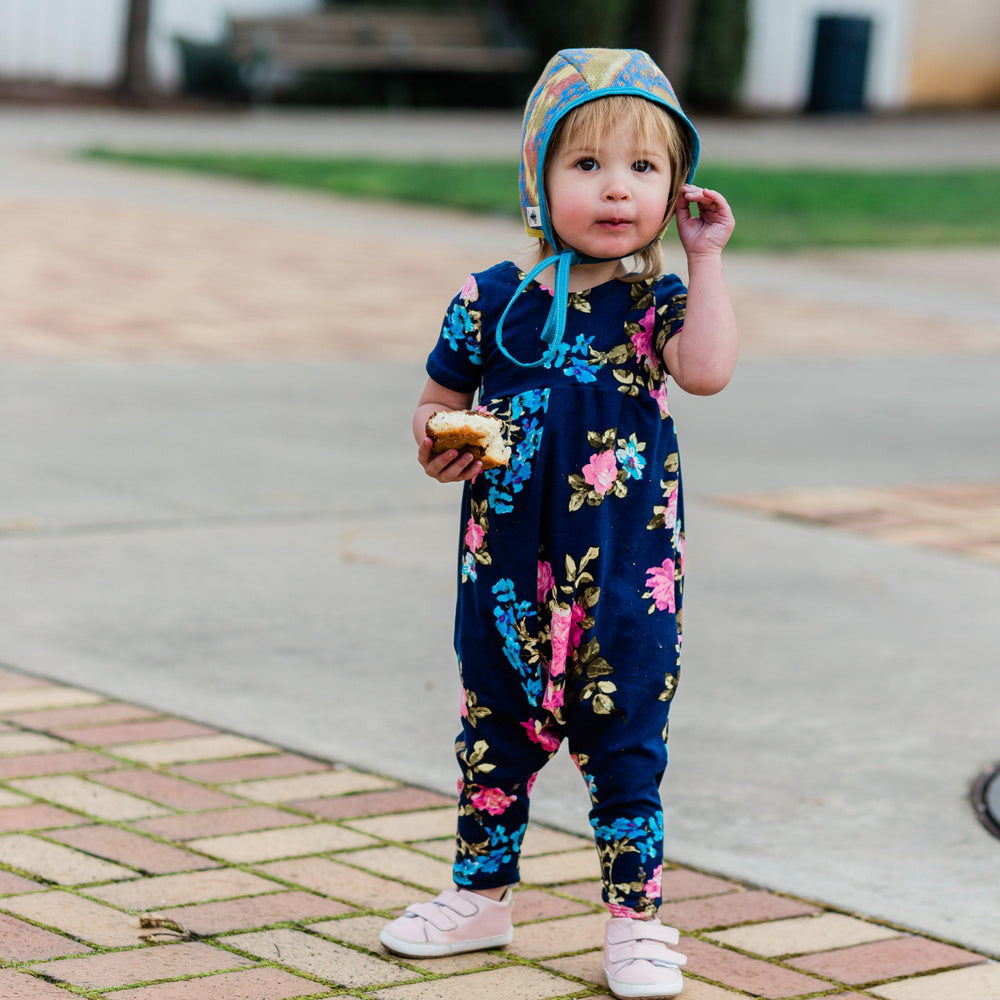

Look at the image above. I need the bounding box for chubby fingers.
[418,436,482,482]
[681,184,731,215]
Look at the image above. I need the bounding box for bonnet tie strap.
[494,249,576,369]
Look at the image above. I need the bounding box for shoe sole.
[379,926,513,958]
[604,966,684,999]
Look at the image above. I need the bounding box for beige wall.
[909,0,1000,105]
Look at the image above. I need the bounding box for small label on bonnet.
[525,206,542,228]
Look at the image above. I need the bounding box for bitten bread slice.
[426,409,511,470]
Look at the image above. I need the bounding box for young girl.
[380,48,737,999]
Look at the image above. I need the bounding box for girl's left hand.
[675,185,735,257]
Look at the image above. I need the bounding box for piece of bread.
[426,409,511,470]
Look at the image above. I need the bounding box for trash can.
[807,15,872,113]
[175,36,243,99]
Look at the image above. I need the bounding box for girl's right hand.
[418,436,483,483]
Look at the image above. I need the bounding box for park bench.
[229,7,535,100]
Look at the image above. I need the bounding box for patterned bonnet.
[496,48,700,369]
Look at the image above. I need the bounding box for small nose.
[603,169,631,200]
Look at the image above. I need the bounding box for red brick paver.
[722,483,1000,566]
[293,785,455,820]
[33,940,256,989]
[683,937,833,998]
[149,890,354,935]
[167,752,330,783]
[0,802,88,832]
[0,668,993,1000]
[132,804,313,841]
[788,934,988,984]
[93,768,243,810]
[659,889,820,931]
[0,911,92,962]
[0,968,86,999]
[109,966,326,1000]
[46,824,220,874]
[0,749,117,779]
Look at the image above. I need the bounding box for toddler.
[381,48,737,999]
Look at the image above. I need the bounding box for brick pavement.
[0,667,995,999]
[721,484,1000,567]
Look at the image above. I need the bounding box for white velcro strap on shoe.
[437,890,481,917]
[405,890,480,932]
[618,940,688,966]
[633,922,681,947]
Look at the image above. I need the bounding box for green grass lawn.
[81,147,1000,251]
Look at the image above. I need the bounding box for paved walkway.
[0,666,997,1000]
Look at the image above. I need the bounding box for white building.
[741,0,1000,110]
[0,0,318,90]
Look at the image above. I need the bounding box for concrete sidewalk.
[1,106,999,994]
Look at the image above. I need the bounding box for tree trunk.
[650,0,696,98]
[119,0,153,104]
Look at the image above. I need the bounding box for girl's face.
[546,117,674,263]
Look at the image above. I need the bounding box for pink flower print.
[631,306,659,372]
[464,517,484,553]
[662,489,678,533]
[526,772,538,796]
[542,680,565,713]
[645,559,677,612]
[521,720,561,753]
[582,450,619,496]
[650,383,670,417]
[607,902,639,918]
[549,605,572,677]
[470,786,516,816]
[537,560,555,604]
[459,689,468,718]
[569,601,587,650]
[459,274,479,302]
[644,864,663,899]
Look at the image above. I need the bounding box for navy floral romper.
[427,260,687,917]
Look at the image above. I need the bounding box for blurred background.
[2,0,999,956]
[0,0,997,114]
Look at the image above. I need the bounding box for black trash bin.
[807,15,872,113]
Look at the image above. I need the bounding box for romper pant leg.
[453,658,559,891]
[566,655,679,917]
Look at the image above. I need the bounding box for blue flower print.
[454,821,527,885]
[592,813,663,864]
[484,389,549,515]
[564,357,598,383]
[461,551,478,582]
[511,389,546,422]
[615,435,646,480]
[491,578,537,699]
[442,304,482,364]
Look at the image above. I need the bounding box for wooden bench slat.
[228,7,535,97]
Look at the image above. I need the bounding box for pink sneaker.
[603,917,687,998]
[379,888,514,958]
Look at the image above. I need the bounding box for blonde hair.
[539,95,691,281]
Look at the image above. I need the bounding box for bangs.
[551,95,689,173]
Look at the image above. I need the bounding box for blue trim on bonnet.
[532,87,701,255]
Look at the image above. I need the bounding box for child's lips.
[597,218,632,230]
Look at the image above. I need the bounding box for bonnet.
[496,48,700,368]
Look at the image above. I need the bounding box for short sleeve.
[657,272,688,345]
[426,274,484,394]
